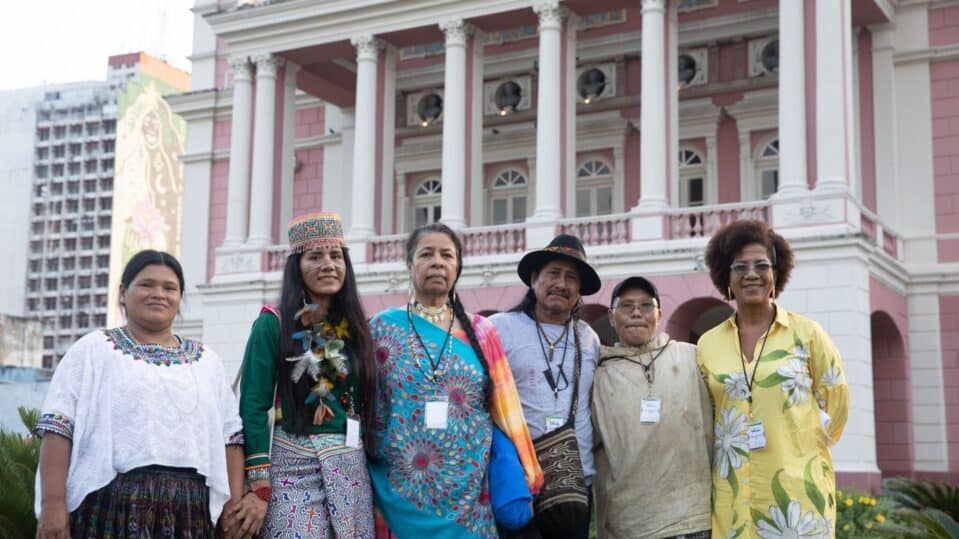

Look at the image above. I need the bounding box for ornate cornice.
[440,19,473,47]
[251,53,284,77]
[351,35,386,61]
[228,55,253,81]
[533,1,567,30]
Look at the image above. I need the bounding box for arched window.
[575,158,613,217]
[678,148,705,207]
[412,177,441,228]
[489,168,528,225]
[755,138,779,200]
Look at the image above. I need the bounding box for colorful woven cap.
[287,212,346,254]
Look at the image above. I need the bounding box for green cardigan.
[239,312,357,470]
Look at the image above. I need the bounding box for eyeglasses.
[730,261,774,275]
[613,301,658,315]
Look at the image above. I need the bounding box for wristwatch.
[253,486,272,503]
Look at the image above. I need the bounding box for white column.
[247,54,283,245]
[380,46,397,234]
[440,20,469,230]
[815,0,854,193]
[775,0,808,197]
[280,62,299,227]
[738,130,753,199]
[705,134,718,204]
[635,0,668,211]
[530,1,564,222]
[667,1,679,205]
[870,25,900,227]
[469,33,486,226]
[224,56,253,246]
[349,36,383,239]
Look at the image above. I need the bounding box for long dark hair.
[276,248,376,448]
[406,223,492,411]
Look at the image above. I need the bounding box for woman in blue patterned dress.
[367,223,540,539]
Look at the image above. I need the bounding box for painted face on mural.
[142,110,161,148]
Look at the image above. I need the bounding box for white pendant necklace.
[413,301,452,325]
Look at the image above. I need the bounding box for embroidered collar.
[103,327,203,366]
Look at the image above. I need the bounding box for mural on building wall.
[107,75,188,326]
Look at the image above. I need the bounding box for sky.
[0,0,195,91]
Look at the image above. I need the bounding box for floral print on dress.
[697,307,850,539]
[720,371,751,401]
[714,407,749,495]
[368,312,496,538]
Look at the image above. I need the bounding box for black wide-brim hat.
[517,233,602,296]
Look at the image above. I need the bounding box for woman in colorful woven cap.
[366,223,543,539]
[229,212,376,538]
[35,250,245,538]
[698,220,849,538]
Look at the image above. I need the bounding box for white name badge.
[425,396,449,430]
[545,414,565,433]
[640,397,661,424]
[748,421,767,450]
[345,415,361,448]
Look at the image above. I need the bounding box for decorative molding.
[215,249,261,275]
[748,35,777,78]
[641,0,667,14]
[894,43,959,65]
[483,76,533,116]
[404,88,445,127]
[533,1,566,30]
[576,62,617,103]
[440,19,472,46]
[251,53,284,77]
[678,0,718,12]
[678,48,708,88]
[351,35,385,61]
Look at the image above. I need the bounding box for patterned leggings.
[261,431,375,539]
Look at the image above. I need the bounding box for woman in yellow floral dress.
[698,220,849,539]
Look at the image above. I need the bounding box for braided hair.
[406,223,493,411]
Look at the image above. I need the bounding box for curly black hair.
[704,219,794,300]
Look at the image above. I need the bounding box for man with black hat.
[490,234,602,539]
[592,276,712,539]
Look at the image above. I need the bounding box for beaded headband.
[287,212,346,254]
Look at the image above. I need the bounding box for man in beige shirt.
[592,277,712,539]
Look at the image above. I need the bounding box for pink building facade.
[170,0,959,488]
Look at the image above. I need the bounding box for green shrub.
[0,407,40,539]
[873,477,959,539]
[835,488,898,538]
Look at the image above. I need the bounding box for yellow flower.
[842,524,851,531]
[875,514,886,523]
[845,498,854,506]
[865,522,873,529]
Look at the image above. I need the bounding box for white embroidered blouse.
[33,328,244,523]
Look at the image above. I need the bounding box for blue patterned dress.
[367,308,496,539]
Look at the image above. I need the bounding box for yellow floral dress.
[697,304,849,539]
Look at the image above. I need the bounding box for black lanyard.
[407,304,454,380]
[612,339,671,386]
[736,304,777,404]
[535,318,571,397]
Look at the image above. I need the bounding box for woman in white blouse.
[35,250,247,538]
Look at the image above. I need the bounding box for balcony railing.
[216,194,907,280]
[666,201,770,239]
[557,214,631,246]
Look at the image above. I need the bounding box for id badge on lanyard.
[640,397,661,424]
[425,395,450,430]
[345,414,361,448]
